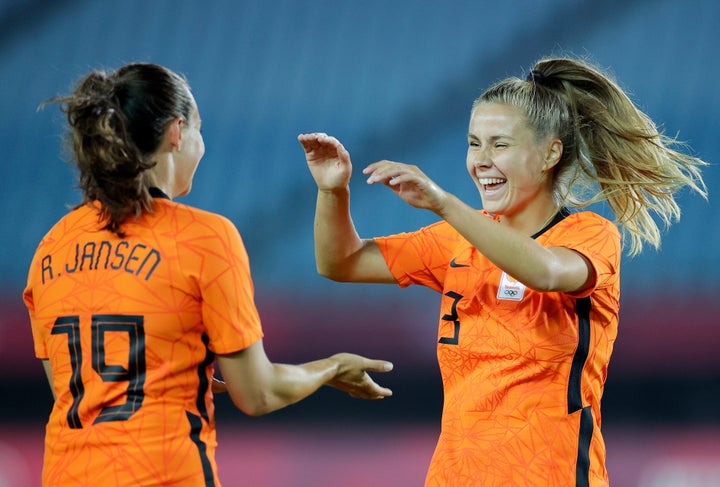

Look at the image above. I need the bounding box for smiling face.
[466,102,561,231]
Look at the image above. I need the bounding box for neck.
[144,154,175,199]
[497,200,559,236]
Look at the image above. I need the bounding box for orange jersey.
[375,210,621,487]
[23,194,264,487]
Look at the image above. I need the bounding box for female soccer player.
[299,57,707,486]
[24,62,393,487]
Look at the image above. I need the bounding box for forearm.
[437,194,566,291]
[218,344,393,416]
[222,356,338,417]
[314,188,364,278]
[259,359,339,415]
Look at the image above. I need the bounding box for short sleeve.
[544,212,621,296]
[24,240,50,359]
[24,282,49,359]
[190,215,264,354]
[374,221,460,293]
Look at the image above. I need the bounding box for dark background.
[1,1,719,486]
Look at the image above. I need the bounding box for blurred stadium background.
[1,0,719,485]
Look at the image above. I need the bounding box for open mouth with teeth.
[478,177,507,191]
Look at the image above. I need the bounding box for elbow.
[229,391,275,417]
[243,406,271,417]
[316,262,351,282]
[527,279,556,293]
[523,260,586,294]
[237,394,268,416]
[237,400,273,418]
[514,258,562,293]
[524,266,563,293]
[315,262,335,280]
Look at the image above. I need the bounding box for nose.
[467,148,493,172]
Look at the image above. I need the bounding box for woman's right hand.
[298,133,353,191]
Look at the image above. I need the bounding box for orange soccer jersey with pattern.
[375,210,621,487]
[23,193,264,487]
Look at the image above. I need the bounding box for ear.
[542,139,563,171]
[166,118,184,151]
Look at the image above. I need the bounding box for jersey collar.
[531,207,570,239]
[149,187,171,199]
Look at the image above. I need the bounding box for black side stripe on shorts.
[568,297,592,486]
[186,411,216,487]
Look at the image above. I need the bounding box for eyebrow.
[467,133,514,141]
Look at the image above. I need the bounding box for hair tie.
[526,70,547,85]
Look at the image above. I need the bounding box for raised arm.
[298,133,395,283]
[436,192,594,293]
[216,340,393,417]
[363,160,593,293]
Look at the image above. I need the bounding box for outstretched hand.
[328,353,393,400]
[298,132,353,191]
[363,160,449,213]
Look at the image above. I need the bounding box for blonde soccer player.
[299,57,707,486]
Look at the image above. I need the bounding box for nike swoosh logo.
[450,258,470,268]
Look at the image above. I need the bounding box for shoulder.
[375,217,461,252]
[546,210,621,265]
[552,211,619,239]
[35,205,97,248]
[565,210,614,225]
[417,210,494,238]
[153,199,240,239]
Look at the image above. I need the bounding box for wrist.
[327,354,343,378]
[318,186,350,197]
[433,191,455,219]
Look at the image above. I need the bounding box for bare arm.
[299,133,395,283]
[216,340,393,417]
[364,160,593,293]
[437,193,593,292]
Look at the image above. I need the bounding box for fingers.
[363,160,412,185]
[356,359,393,399]
[350,374,393,399]
[361,382,393,399]
[297,132,326,151]
[329,353,394,399]
[297,132,342,152]
[363,359,394,373]
[370,380,394,398]
[298,133,351,167]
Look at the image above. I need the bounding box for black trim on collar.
[531,207,570,240]
[149,187,170,199]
